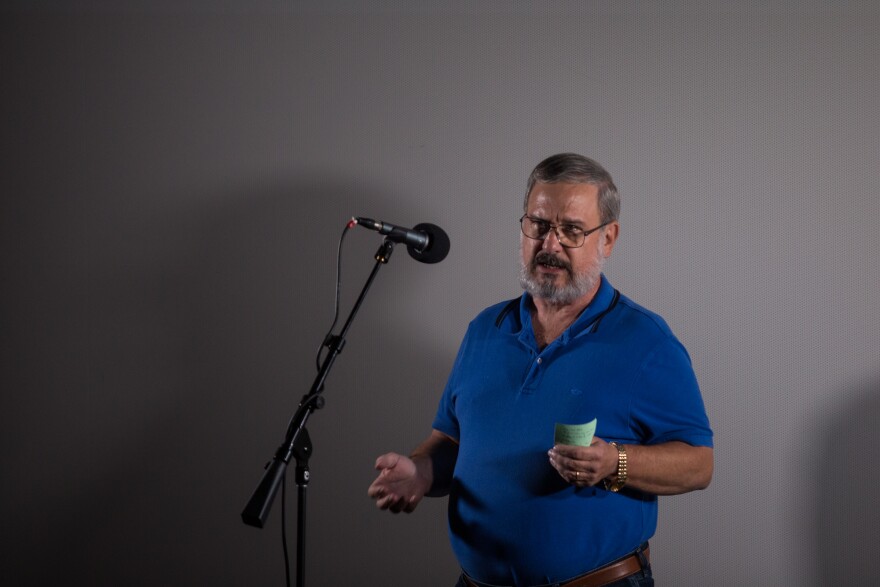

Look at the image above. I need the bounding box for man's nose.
[542,227,564,251]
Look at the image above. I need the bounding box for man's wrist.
[603,442,628,492]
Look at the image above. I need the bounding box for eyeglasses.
[519,214,610,248]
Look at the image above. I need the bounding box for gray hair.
[524,153,620,223]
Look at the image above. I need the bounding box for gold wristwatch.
[603,442,628,492]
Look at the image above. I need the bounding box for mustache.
[532,251,572,272]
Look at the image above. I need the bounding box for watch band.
[604,442,628,492]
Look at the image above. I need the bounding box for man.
[368,153,713,587]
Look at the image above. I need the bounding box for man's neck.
[530,282,600,348]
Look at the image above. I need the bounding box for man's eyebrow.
[557,217,587,228]
[527,213,585,225]
[525,213,588,229]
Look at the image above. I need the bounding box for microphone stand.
[241,239,396,587]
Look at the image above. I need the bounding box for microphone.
[353,217,450,264]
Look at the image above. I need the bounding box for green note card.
[554,418,597,447]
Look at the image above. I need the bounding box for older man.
[368,153,713,587]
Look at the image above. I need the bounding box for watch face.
[603,478,623,492]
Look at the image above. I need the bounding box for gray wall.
[2,1,878,585]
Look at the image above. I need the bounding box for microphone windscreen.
[407,223,450,264]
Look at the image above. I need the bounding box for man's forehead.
[526,182,600,218]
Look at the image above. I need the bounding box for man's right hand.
[368,452,429,513]
[368,430,459,513]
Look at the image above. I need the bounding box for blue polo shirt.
[432,275,713,586]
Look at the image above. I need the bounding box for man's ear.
[601,221,620,256]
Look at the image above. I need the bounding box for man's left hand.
[548,438,618,487]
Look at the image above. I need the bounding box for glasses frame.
[519,214,611,248]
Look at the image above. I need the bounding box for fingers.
[552,437,606,458]
[374,452,401,471]
[373,491,420,514]
[368,453,403,499]
[548,446,603,487]
[375,492,403,511]
[548,446,589,471]
[366,478,385,499]
[367,473,401,500]
[368,452,421,514]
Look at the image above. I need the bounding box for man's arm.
[549,439,713,496]
[368,429,459,513]
[614,440,713,494]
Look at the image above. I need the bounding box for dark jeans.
[454,564,654,587]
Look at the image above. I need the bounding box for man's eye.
[532,220,550,231]
[561,226,582,237]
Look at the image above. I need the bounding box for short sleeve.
[630,337,713,447]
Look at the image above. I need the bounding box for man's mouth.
[534,252,571,273]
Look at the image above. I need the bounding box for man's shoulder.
[611,293,678,342]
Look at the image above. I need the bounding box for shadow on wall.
[814,377,880,584]
[2,177,458,585]
[190,177,459,585]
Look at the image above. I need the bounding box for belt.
[461,544,650,587]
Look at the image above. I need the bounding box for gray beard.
[519,248,606,307]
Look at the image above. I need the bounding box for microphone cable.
[279,219,354,587]
[314,218,356,372]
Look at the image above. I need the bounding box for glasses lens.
[521,217,546,239]
[521,216,585,247]
[558,226,583,247]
